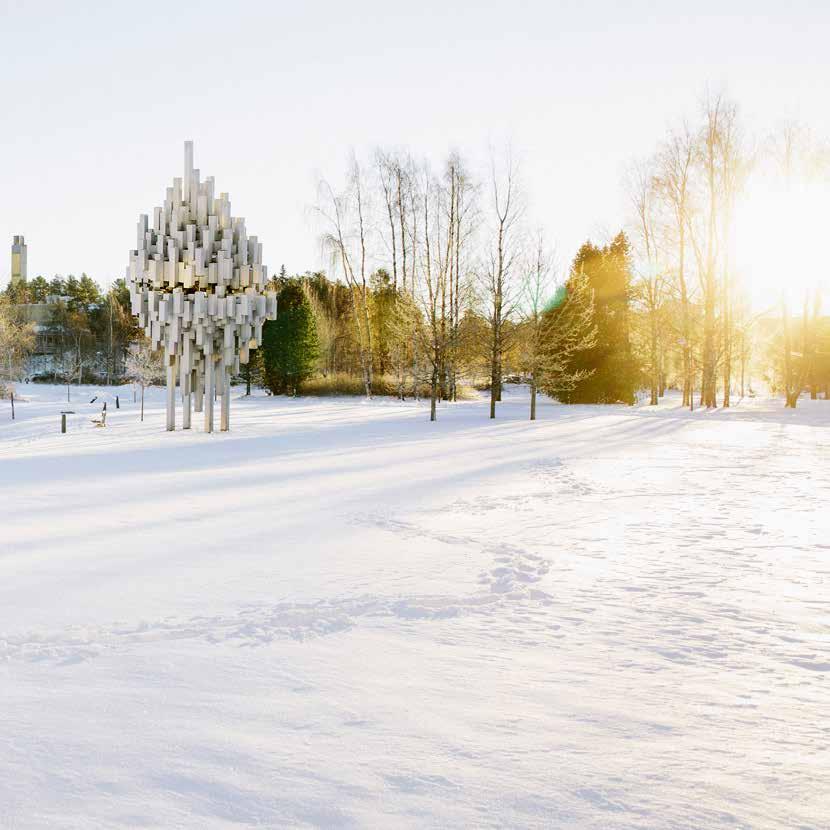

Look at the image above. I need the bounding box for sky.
[1,0,829,296]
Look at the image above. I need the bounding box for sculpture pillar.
[184,140,194,204]
[165,350,176,431]
[193,368,203,413]
[181,357,191,430]
[204,344,214,433]
[220,360,230,432]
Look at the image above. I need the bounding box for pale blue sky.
[1,0,828,288]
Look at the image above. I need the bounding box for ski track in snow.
[1,384,829,829]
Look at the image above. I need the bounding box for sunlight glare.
[734,177,829,311]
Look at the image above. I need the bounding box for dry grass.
[297,372,475,400]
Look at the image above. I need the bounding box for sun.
[733,175,829,311]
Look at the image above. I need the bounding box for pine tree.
[261,280,320,395]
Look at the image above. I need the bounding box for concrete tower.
[11,235,27,286]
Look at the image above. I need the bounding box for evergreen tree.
[261,279,320,395]
[556,232,637,404]
[76,274,101,307]
[3,277,28,304]
[369,268,396,375]
[238,349,263,395]
[63,275,81,306]
[536,269,597,402]
[88,279,141,381]
[28,276,49,302]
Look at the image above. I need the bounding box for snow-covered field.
[1,383,828,829]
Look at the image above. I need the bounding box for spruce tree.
[261,280,320,395]
[369,269,396,375]
[557,232,637,404]
[238,350,263,395]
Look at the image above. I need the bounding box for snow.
[1,383,829,829]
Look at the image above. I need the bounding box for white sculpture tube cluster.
[127,141,277,432]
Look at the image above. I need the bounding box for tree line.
[1,274,139,395]
[255,93,829,418]
[3,91,829,412]
[625,96,830,410]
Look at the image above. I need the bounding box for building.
[7,235,61,377]
[7,236,132,382]
[11,235,27,286]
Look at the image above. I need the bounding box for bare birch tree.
[447,153,477,402]
[780,292,817,408]
[716,101,746,407]
[126,339,163,421]
[656,124,696,407]
[628,157,667,405]
[519,230,556,420]
[0,297,36,398]
[317,155,374,397]
[412,163,453,421]
[377,149,401,292]
[483,147,523,419]
[693,92,725,409]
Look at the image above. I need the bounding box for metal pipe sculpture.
[127,141,277,432]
